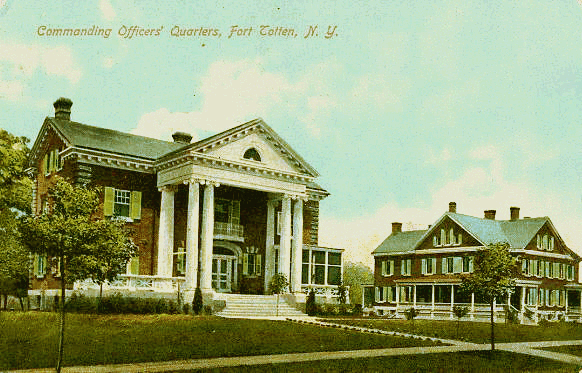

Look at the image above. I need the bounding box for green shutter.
[130,191,142,220]
[130,257,140,275]
[375,287,380,302]
[104,187,115,216]
[442,258,447,274]
[243,253,249,275]
[421,259,426,274]
[256,254,262,275]
[432,258,437,274]
[381,260,387,276]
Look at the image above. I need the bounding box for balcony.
[214,222,244,242]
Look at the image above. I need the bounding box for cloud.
[132,58,339,141]
[99,0,116,21]
[319,146,582,268]
[0,43,82,97]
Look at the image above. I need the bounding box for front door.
[212,255,234,292]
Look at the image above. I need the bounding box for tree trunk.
[18,296,24,311]
[56,256,66,373]
[490,299,495,351]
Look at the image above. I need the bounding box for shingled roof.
[373,210,577,259]
[49,118,187,160]
[373,230,427,254]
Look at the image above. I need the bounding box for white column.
[395,284,400,314]
[279,195,292,282]
[291,198,304,293]
[185,180,200,290]
[450,285,455,319]
[413,285,417,308]
[157,186,175,277]
[471,293,475,320]
[565,290,569,315]
[264,198,276,293]
[431,284,435,318]
[200,182,216,291]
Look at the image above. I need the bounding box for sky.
[1,0,581,268]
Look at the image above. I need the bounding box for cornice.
[61,147,156,173]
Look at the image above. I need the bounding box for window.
[400,286,413,302]
[243,148,261,161]
[215,199,240,225]
[33,255,47,278]
[542,235,549,251]
[43,148,62,175]
[442,257,454,274]
[400,259,412,276]
[243,247,261,276]
[376,286,394,303]
[381,260,394,276]
[538,288,545,306]
[174,250,186,276]
[553,263,560,279]
[549,236,555,251]
[567,265,575,281]
[462,256,473,273]
[327,252,342,285]
[421,258,436,275]
[526,288,537,306]
[104,187,142,220]
[522,259,530,276]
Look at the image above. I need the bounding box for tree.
[269,273,289,317]
[453,305,469,339]
[342,261,373,305]
[460,242,519,350]
[305,288,317,316]
[0,129,31,310]
[20,177,135,373]
[192,287,203,315]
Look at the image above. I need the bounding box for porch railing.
[302,284,349,301]
[214,222,244,241]
[74,275,186,292]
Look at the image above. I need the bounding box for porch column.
[470,293,475,320]
[413,285,417,308]
[184,180,200,290]
[157,186,175,277]
[200,182,217,291]
[580,290,582,322]
[520,286,526,315]
[291,198,304,293]
[279,195,292,282]
[450,285,454,319]
[263,198,276,293]
[431,284,435,318]
[395,284,400,314]
[565,290,568,315]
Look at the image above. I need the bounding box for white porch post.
[395,284,400,314]
[450,285,454,319]
[413,285,417,308]
[579,290,582,322]
[470,293,475,320]
[291,198,304,293]
[431,284,435,318]
[184,180,200,290]
[279,195,292,282]
[157,186,175,277]
[200,182,217,291]
[264,198,276,293]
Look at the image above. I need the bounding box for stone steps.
[216,294,307,318]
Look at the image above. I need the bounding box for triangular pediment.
[189,119,319,178]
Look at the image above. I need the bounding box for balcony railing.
[214,222,244,242]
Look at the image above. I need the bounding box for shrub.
[182,303,191,315]
[65,293,97,313]
[192,287,203,315]
[337,282,347,305]
[203,305,213,315]
[306,289,317,316]
[405,307,418,321]
[506,307,519,324]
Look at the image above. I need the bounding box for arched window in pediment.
[243,147,261,162]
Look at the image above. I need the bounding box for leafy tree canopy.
[460,242,520,302]
[343,261,373,304]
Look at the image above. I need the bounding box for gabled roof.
[373,230,427,255]
[374,210,579,260]
[29,117,187,165]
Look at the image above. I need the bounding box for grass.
[180,351,577,373]
[0,312,437,370]
[326,318,582,344]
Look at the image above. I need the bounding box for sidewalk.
[7,322,582,372]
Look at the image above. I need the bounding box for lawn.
[326,318,582,344]
[0,312,437,370]
[179,351,578,373]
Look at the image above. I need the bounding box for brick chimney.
[510,206,520,220]
[449,202,457,213]
[484,210,496,220]
[392,222,402,234]
[172,131,193,144]
[53,97,72,121]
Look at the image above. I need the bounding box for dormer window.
[243,148,261,162]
